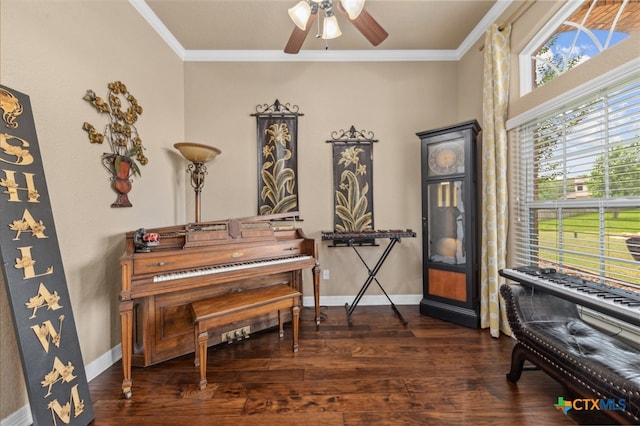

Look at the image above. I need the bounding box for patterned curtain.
[480,24,511,337]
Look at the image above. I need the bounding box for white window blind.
[512,74,640,290]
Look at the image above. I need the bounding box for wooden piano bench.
[189,284,301,390]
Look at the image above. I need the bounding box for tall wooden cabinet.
[417,120,481,328]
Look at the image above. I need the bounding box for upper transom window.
[520,0,640,95]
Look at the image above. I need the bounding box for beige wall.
[0,0,185,420]
[183,61,463,299]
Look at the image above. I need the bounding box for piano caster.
[121,379,133,399]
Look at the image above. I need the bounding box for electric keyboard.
[500,266,640,327]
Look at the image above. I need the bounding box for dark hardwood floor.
[89,305,597,425]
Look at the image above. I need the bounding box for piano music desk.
[190,284,301,390]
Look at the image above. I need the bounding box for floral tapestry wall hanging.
[327,126,377,245]
[252,100,302,216]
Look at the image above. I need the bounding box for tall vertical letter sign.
[0,85,94,425]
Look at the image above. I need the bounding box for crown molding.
[182,49,460,62]
[130,0,512,62]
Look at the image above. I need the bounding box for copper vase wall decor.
[82,81,148,207]
[102,154,133,207]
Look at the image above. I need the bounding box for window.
[519,0,640,95]
[511,73,640,290]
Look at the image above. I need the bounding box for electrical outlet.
[322,269,330,280]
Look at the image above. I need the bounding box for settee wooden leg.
[506,342,527,383]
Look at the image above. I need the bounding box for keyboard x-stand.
[322,230,416,325]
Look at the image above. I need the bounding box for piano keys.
[152,255,314,283]
[499,266,640,327]
[119,213,320,398]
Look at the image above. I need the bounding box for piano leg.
[119,300,134,399]
[197,329,209,390]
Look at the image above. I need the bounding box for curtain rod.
[479,1,536,51]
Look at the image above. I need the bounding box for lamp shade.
[174,142,221,163]
[322,15,342,39]
[288,1,312,30]
[340,0,365,19]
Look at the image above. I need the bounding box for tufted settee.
[500,283,640,424]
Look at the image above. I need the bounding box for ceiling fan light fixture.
[288,1,312,30]
[340,0,365,19]
[322,14,342,39]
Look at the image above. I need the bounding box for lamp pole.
[187,161,208,223]
[174,142,221,223]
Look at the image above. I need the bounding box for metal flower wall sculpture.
[82,81,148,207]
[260,122,297,215]
[82,81,148,177]
[335,146,372,232]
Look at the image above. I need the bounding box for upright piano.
[119,213,319,397]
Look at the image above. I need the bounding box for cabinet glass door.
[426,180,465,265]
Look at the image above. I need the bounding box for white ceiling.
[132,0,516,61]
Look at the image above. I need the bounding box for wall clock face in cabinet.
[427,139,465,176]
[417,120,481,329]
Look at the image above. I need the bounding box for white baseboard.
[1,295,421,426]
[0,406,30,426]
[308,294,422,307]
[85,344,123,381]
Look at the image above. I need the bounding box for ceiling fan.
[284,0,388,54]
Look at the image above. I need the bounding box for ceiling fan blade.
[284,13,318,54]
[340,5,388,47]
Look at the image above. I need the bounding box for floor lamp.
[174,142,221,223]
